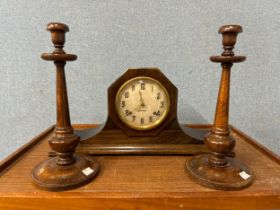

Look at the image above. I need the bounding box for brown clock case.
[76,68,209,155]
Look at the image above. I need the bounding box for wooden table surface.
[0,124,279,210]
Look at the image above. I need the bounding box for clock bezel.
[115,76,171,131]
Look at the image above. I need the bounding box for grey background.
[0,0,279,160]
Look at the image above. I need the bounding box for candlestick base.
[186,155,253,190]
[31,154,100,191]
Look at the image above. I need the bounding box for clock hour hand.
[137,90,146,111]
[139,90,145,106]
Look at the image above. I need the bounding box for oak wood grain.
[0,124,279,210]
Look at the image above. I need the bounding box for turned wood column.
[52,60,78,166]
[31,23,100,191]
[186,25,253,190]
[207,62,233,167]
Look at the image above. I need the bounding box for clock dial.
[115,76,170,130]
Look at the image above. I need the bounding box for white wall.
[0,0,279,159]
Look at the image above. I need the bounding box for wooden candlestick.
[186,25,253,190]
[31,23,100,191]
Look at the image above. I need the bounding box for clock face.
[115,76,170,130]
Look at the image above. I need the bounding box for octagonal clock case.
[75,68,208,155]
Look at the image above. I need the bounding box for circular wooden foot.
[186,155,253,190]
[31,154,100,191]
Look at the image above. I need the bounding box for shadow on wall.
[178,104,209,125]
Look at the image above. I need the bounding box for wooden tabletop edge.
[0,191,278,199]
[0,125,55,173]
[230,125,280,164]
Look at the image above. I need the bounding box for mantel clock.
[75,68,208,155]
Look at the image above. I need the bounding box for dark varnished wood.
[77,130,207,155]
[31,23,100,191]
[0,124,279,210]
[187,25,254,190]
[106,68,179,136]
[76,68,209,155]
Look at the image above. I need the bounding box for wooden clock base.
[186,155,253,190]
[31,154,100,191]
[75,121,210,155]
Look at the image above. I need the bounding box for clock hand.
[136,90,147,112]
[139,90,145,107]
